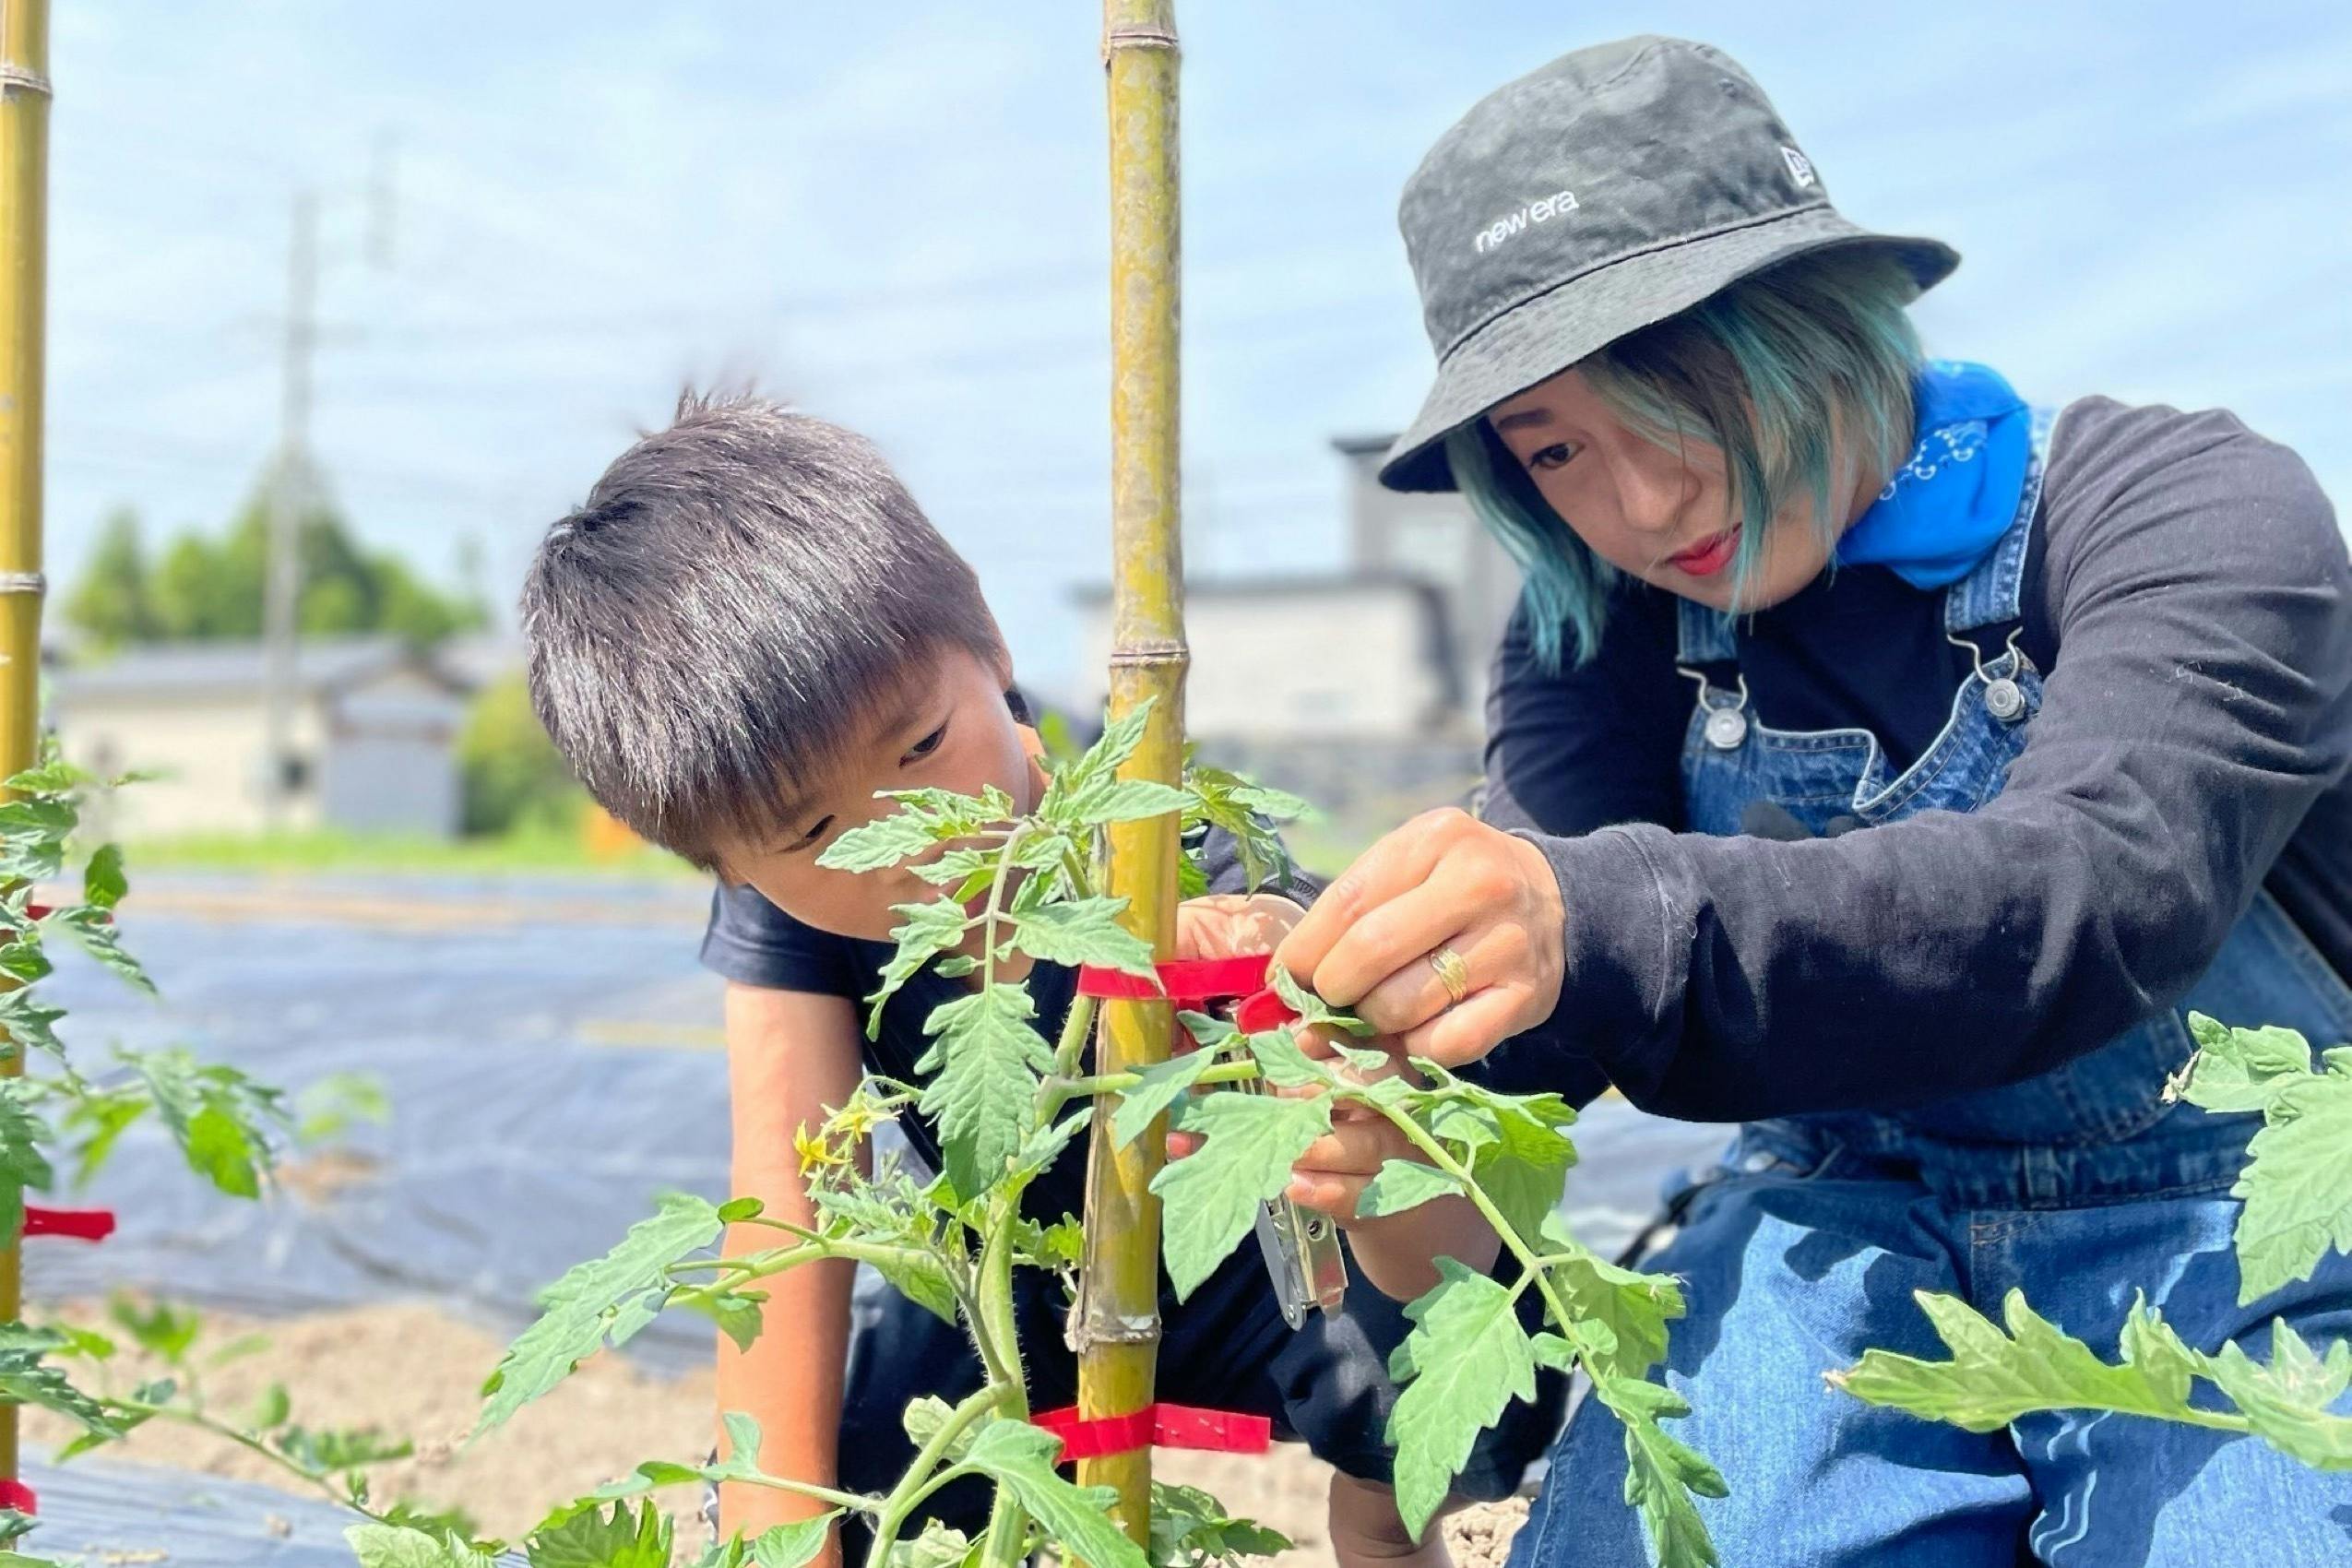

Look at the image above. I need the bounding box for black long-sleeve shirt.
[1483,397,2352,1124]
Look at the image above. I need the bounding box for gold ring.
[1427,944,1470,1006]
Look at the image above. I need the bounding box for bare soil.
[30,1299,1529,1567]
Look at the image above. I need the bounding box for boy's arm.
[718,980,867,1553]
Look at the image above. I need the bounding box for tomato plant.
[1834,1015,2352,1466]
[0,745,443,1565]
[423,708,1720,1568]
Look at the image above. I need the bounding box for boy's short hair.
[522,392,1004,871]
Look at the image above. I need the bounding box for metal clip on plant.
[1077,954,1348,1330]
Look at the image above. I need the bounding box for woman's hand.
[1274,807,1566,1070]
[1173,891,1308,961]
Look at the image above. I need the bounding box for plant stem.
[722,1472,880,1514]
[863,1382,1012,1568]
[672,1234,937,1289]
[1047,1057,1257,1110]
[971,1196,1032,1568]
[1051,991,1099,1077]
[967,826,1040,1568]
[113,1399,403,1525]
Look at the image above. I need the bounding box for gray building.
[1072,435,1520,743]
[1330,434,1523,720]
[1069,436,1521,819]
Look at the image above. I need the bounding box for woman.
[1275,35,2352,1566]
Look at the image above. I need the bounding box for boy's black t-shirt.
[702,827,1313,1224]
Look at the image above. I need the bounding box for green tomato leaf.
[478,1193,727,1433]
[749,1517,837,1568]
[109,1295,200,1361]
[346,1524,491,1568]
[1080,779,1190,824]
[901,1395,981,1463]
[819,810,957,875]
[1241,1028,1329,1089]
[1355,1159,1461,1218]
[1382,1257,1538,1538]
[1832,1289,2216,1431]
[2202,1320,2352,1469]
[1151,1092,1331,1299]
[129,1048,289,1198]
[83,843,128,910]
[2222,1050,2352,1305]
[889,1521,975,1568]
[0,1341,123,1438]
[2173,1014,2314,1114]
[1421,1080,1578,1242]
[1148,1480,1291,1566]
[914,984,1051,1200]
[40,903,154,995]
[1111,1048,1225,1150]
[1180,765,1301,893]
[1268,965,1373,1038]
[1592,1375,1725,1568]
[0,1084,55,1242]
[864,899,972,1038]
[526,1499,672,1568]
[961,1420,1146,1568]
[1005,897,1156,976]
[1538,1217,1685,1380]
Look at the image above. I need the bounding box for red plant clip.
[1230,988,1300,1035]
[22,1206,116,1242]
[1030,1402,1272,1462]
[0,1477,33,1515]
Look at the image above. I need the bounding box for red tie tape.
[1075,954,1269,1004]
[1075,955,1302,1039]
[23,1206,116,1241]
[1032,1402,1271,1462]
[0,1477,33,1515]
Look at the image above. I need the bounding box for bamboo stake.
[1078,0,1183,1551]
[0,0,48,1494]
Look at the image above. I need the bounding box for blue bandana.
[1835,361,2029,589]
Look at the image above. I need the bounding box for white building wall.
[57,694,331,840]
[1079,585,1445,741]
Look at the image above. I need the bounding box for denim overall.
[1515,410,2352,1567]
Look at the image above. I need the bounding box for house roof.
[51,635,469,704]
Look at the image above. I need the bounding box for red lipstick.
[1669,528,1740,578]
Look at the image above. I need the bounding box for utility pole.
[260,189,316,830]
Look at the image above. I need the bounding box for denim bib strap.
[1944,404,2058,635]
[1676,597,1738,665]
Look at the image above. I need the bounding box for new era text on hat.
[1473,189,1578,254]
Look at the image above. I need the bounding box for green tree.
[457,671,581,836]
[63,506,164,647]
[151,527,250,639]
[82,480,485,647]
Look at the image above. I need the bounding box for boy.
[521,395,1552,1566]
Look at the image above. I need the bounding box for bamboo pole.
[0,0,48,1493]
[1078,0,1182,1551]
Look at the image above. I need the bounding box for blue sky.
[47,2,2351,695]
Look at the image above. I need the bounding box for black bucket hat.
[1380,36,1958,493]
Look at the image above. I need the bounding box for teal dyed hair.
[1450,246,1924,671]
